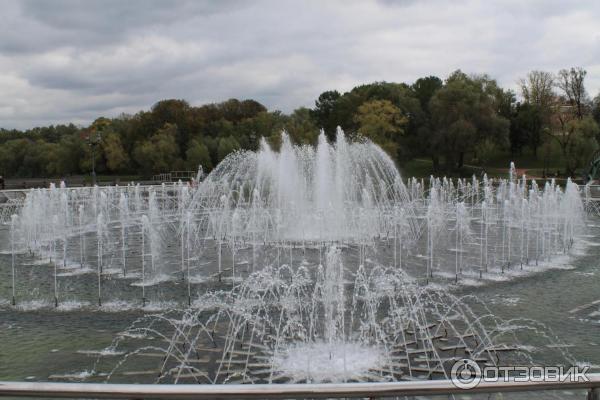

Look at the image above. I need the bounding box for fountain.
[0,129,589,384]
[99,246,573,384]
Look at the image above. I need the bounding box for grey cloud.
[0,0,243,54]
[20,0,242,34]
[1,0,600,129]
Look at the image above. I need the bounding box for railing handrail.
[1,375,599,399]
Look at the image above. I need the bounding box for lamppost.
[88,130,102,186]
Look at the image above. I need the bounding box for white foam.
[55,300,90,311]
[130,273,172,287]
[16,299,51,311]
[271,341,384,383]
[77,348,125,356]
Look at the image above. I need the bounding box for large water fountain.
[0,129,589,384]
[96,244,574,384]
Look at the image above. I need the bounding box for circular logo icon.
[451,358,482,389]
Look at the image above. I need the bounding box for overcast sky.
[1,0,599,129]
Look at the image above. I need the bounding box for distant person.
[0,176,4,190]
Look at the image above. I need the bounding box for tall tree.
[593,93,600,127]
[186,139,213,171]
[354,99,408,158]
[217,136,241,161]
[133,123,181,175]
[547,113,599,176]
[510,103,543,156]
[556,67,588,119]
[56,133,85,175]
[311,90,342,139]
[284,107,319,145]
[102,132,129,172]
[411,77,443,169]
[217,99,267,122]
[411,76,443,113]
[150,99,191,156]
[429,71,509,170]
[519,70,555,111]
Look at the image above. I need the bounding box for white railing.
[152,171,196,182]
[0,376,599,399]
[587,185,600,198]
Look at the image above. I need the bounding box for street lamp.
[88,130,102,186]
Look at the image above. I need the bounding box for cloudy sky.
[1,0,599,129]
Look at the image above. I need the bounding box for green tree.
[593,93,600,126]
[102,132,129,172]
[411,76,443,170]
[44,142,65,176]
[21,140,54,177]
[203,136,219,167]
[186,139,213,171]
[429,70,509,171]
[284,107,319,145]
[237,111,287,150]
[311,90,342,139]
[217,99,267,122]
[510,103,543,156]
[564,118,599,174]
[473,138,499,166]
[354,99,407,157]
[548,112,599,176]
[54,133,85,175]
[0,139,29,176]
[133,123,180,175]
[217,136,241,162]
[151,99,191,156]
[540,139,562,177]
[411,76,443,113]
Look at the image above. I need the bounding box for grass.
[398,159,435,178]
[398,152,575,180]
[399,159,487,179]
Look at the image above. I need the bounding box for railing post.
[589,387,600,400]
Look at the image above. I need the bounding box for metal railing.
[152,171,196,182]
[1,376,599,399]
[586,185,600,199]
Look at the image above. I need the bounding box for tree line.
[1,68,600,179]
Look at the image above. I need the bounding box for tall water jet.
[78,204,85,268]
[6,137,588,308]
[119,192,129,277]
[195,130,415,244]
[141,214,148,307]
[322,247,345,344]
[97,213,105,306]
[10,214,18,306]
[52,214,59,307]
